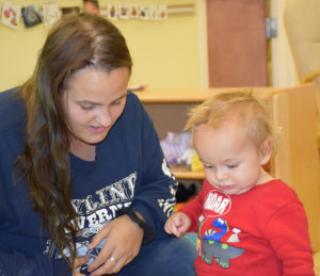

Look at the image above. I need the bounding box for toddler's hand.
[164,212,191,237]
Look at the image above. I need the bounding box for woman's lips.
[90,126,108,134]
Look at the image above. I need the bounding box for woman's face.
[62,66,130,154]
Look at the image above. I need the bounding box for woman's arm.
[0,250,65,276]
[129,99,178,241]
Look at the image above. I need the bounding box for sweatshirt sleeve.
[264,202,315,276]
[0,250,70,276]
[129,99,178,241]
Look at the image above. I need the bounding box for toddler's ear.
[259,137,272,165]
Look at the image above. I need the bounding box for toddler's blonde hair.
[185,91,273,148]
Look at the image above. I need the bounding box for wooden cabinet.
[135,84,320,252]
[206,0,268,87]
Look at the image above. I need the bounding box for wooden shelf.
[171,166,205,180]
[134,87,275,103]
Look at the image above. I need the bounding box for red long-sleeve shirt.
[181,179,315,276]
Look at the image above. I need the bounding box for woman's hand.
[164,212,191,237]
[72,256,88,276]
[87,214,144,275]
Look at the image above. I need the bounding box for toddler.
[165,91,315,276]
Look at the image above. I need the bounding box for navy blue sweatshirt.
[0,88,177,275]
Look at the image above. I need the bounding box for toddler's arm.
[265,202,315,275]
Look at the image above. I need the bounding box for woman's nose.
[96,108,112,127]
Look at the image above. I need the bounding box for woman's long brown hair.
[16,14,132,265]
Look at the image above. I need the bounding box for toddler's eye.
[203,163,214,170]
[226,164,238,169]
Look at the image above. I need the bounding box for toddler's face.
[193,123,270,195]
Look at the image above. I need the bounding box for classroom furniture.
[284,0,320,146]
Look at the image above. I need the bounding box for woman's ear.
[259,137,273,165]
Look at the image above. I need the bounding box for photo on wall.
[61,6,80,16]
[22,5,42,28]
[1,0,21,29]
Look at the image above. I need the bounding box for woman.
[83,0,100,15]
[0,14,196,275]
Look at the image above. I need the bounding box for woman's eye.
[111,99,122,106]
[80,104,94,110]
